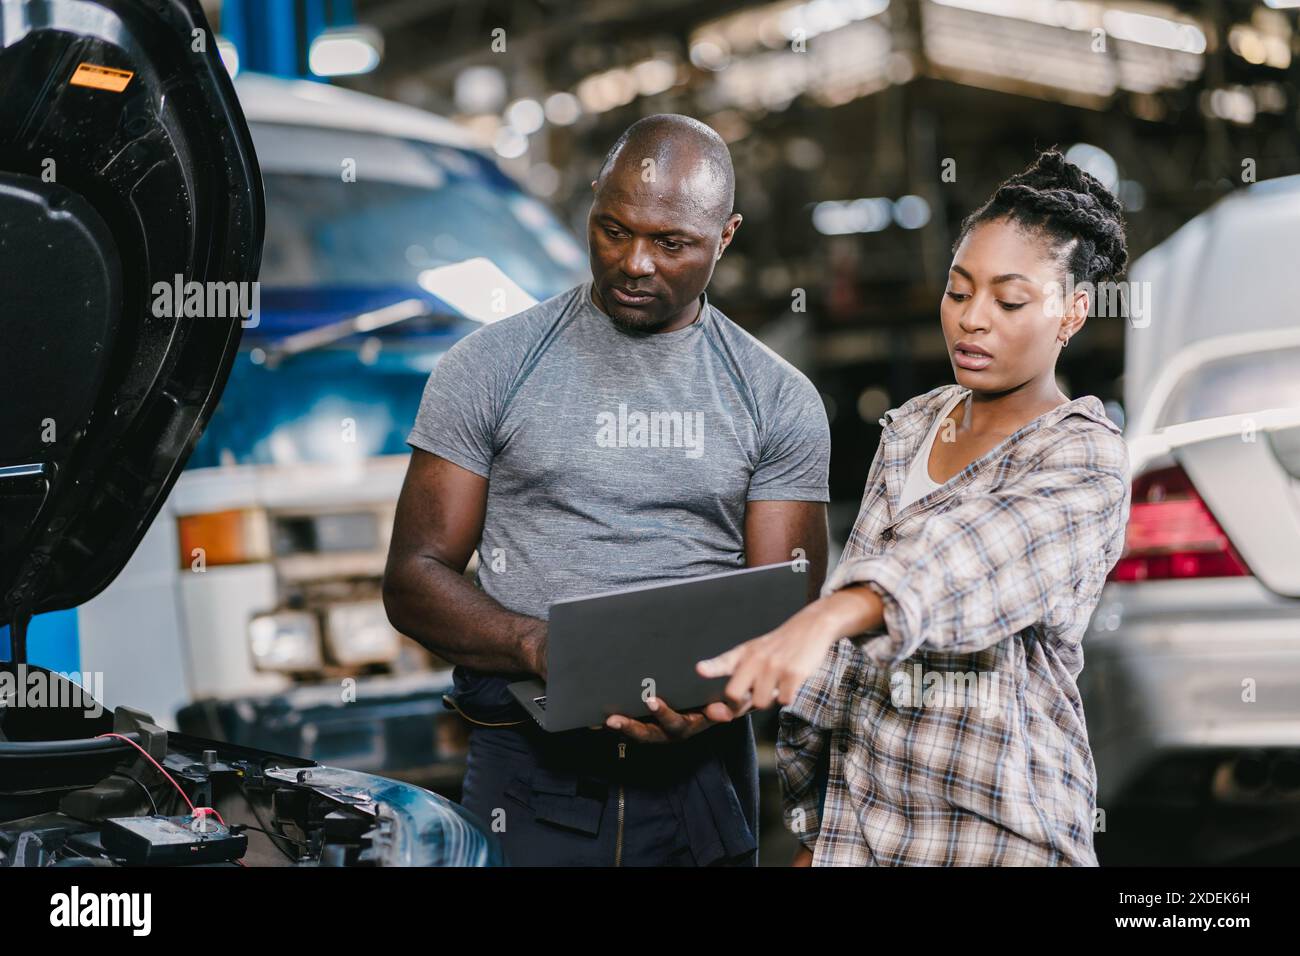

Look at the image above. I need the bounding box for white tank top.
[897,389,965,512]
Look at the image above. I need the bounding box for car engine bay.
[0,664,491,867]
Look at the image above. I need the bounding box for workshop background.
[7,0,1298,865]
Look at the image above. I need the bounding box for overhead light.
[813,195,932,234]
[892,195,931,230]
[813,197,894,235]
[1201,86,1256,125]
[543,91,581,125]
[696,0,889,57]
[1102,9,1206,55]
[505,98,545,135]
[1064,143,1119,193]
[493,126,528,159]
[779,0,891,42]
[712,20,893,110]
[857,386,892,423]
[216,35,239,78]
[632,57,678,96]
[526,163,561,197]
[455,65,507,113]
[309,25,383,78]
[1228,23,1292,70]
[1119,179,1145,212]
[689,39,731,71]
[575,68,638,114]
[923,0,1207,102]
[932,0,1207,53]
[931,0,1090,30]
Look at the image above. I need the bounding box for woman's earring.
[1060,335,1070,348]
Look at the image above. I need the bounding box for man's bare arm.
[382,449,547,677]
[743,499,829,602]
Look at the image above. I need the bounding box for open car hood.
[0,0,264,648]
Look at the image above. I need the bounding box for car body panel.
[0,0,263,629]
[1123,406,1300,598]
[1124,174,1300,428]
[1085,576,1300,801]
[1083,184,1300,844]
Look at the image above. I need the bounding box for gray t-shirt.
[407,280,829,707]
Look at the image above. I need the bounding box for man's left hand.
[604,696,738,744]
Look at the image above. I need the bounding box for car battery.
[101,815,247,865]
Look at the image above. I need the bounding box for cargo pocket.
[667,756,758,866]
[505,767,606,836]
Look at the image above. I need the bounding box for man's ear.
[718,213,743,258]
[591,179,598,193]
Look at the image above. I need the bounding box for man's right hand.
[792,843,814,867]
[520,619,549,680]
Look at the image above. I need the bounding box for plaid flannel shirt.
[777,383,1130,866]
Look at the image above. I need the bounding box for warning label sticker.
[70,63,134,93]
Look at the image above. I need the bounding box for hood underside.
[0,0,264,646]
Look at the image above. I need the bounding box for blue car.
[0,0,508,867]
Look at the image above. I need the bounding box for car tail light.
[1109,465,1251,581]
[177,508,271,568]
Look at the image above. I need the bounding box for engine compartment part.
[0,664,500,867]
[101,815,248,866]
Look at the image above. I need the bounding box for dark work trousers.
[459,715,760,867]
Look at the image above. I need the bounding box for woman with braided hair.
[695,149,1133,865]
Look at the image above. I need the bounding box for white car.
[1081,176,1300,863]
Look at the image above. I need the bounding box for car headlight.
[324,601,402,666]
[249,611,323,672]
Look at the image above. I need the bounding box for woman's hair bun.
[957,148,1129,285]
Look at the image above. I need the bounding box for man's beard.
[607,305,673,334]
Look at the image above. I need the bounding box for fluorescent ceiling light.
[813,197,894,234]
[309,26,384,78]
[930,0,1085,29]
[923,0,1205,100]
[1102,8,1206,54]
[543,91,581,125]
[1064,143,1119,192]
[892,195,931,230]
[932,0,1206,54]
[780,0,891,41]
[505,98,545,135]
[216,35,239,78]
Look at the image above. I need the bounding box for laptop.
[508,561,806,732]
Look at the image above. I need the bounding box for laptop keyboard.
[533,696,547,710]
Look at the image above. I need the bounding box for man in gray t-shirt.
[384,114,829,866]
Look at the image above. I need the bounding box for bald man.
[383,114,830,866]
